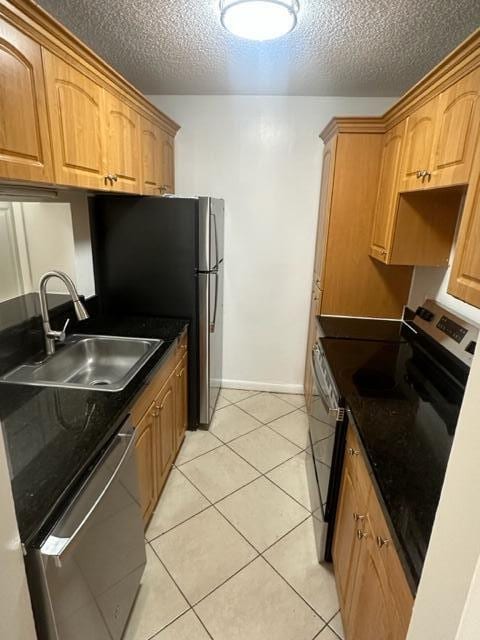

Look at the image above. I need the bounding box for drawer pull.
[376,536,391,549]
[357,529,368,540]
[353,512,365,522]
[347,447,360,456]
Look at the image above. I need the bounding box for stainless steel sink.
[1,334,163,392]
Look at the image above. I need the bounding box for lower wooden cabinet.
[174,354,188,450]
[131,332,188,526]
[134,403,157,523]
[333,425,414,640]
[155,376,177,496]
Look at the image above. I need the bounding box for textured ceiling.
[36,0,480,96]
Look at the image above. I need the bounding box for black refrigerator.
[90,195,224,427]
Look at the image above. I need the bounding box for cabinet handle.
[379,249,387,256]
[347,447,360,456]
[158,185,169,194]
[112,174,118,182]
[353,512,365,522]
[416,171,422,179]
[376,535,391,549]
[357,529,368,540]
[104,174,114,186]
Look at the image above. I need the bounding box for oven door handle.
[311,345,339,417]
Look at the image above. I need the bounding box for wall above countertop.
[149,95,396,391]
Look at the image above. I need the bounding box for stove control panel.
[436,316,468,343]
[412,299,479,367]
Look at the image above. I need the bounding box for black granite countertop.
[0,314,188,548]
[321,333,464,591]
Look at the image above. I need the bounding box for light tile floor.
[125,390,344,640]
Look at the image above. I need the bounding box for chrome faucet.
[39,271,90,356]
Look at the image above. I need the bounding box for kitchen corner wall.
[149,95,395,392]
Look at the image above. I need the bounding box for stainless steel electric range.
[307,300,477,586]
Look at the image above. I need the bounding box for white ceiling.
[37,0,480,96]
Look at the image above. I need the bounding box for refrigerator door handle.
[211,211,219,270]
[210,270,219,333]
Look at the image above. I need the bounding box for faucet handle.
[59,318,70,342]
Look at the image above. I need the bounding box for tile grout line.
[155,456,327,619]
[260,552,330,627]
[154,435,316,544]
[148,393,342,636]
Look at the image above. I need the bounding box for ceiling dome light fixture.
[220,0,300,42]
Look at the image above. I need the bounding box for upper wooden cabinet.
[0,15,53,183]
[430,67,480,188]
[448,151,480,308]
[140,117,175,195]
[159,130,175,194]
[400,68,480,192]
[371,122,406,261]
[0,0,179,193]
[102,90,141,193]
[43,50,107,189]
[400,97,439,191]
[319,130,413,318]
[141,117,161,195]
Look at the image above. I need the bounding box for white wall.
[407,347,480,640]
[0,429,36,640]
[149,95,395,391]
[455,554,480,640]
[0,192,95,302]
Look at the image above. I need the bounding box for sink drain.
[91,379,111,387]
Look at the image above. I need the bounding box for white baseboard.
[221,379,304,394]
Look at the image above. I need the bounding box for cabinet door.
[314,137,337,286]
[348,514,394,640]
[400,98,439,191]
[448,153,480,308]
[158,130,175,194]
[370,122,405,262]
[430,67,480,188]
[103,91,141,193]
[140,116,161,195]
[332,456,361,623]
[43,50,107,189]
[135,403,157,526]
[155,375,176,494]
[368,489,413,639]
[174,354,188,451]
[0,17,53,182]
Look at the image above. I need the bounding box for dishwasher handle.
[40,417,137,566]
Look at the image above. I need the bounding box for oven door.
[308,341,347,561]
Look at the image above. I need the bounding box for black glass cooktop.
[317,315,406,341]
[321,327,465,587]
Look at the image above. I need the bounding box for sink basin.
[1,334,163,392]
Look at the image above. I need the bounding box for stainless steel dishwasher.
[26,417,146,640]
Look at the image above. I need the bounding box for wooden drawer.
[131,330,188,424]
